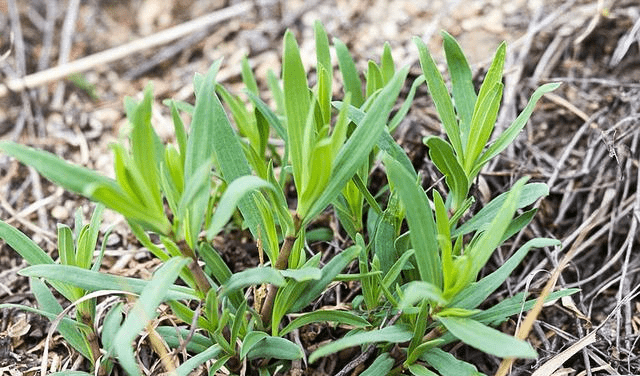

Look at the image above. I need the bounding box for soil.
[1,0,640,375]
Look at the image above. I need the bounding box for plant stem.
[176,239,211,296]
[259,233,296,325]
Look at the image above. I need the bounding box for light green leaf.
[438,316,537,358]
[309,325,413,363]
[156,326,213,353]
[0,220,53,265]
[19,264,198,301]
[280,310,370,336]
[424,136,469,210]
[334,37,364,107]
[471,83,560,177]
[464,82,503,173]
[175,344,222,376]
[362,353,395,376]
[420,347,485,376]
[442,31,476,143]
[290,244,360,312]
[221,266,285,296]
[399,281,447,309]
[384,156,441,287]
[240,331,269,359]
[408,364,439,376]
[280,267,322,282]
[206,175,275,239]
[452,238,560,309]
[453,183,548,237]
[247,336,304,360]
[114,257,191,376]
[305,67,409,225]
[413,37,462,157]
[381,42,395,84]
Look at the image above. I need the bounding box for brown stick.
[259,234,297,326]
[0,2,253,98]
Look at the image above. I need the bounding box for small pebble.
[51,205,69,220]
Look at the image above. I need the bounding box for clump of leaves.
[0,24,574,376]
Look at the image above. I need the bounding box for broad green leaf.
[420,347,485,376]
[240,331,269,359]
[389,75,426,132]
[280,310,371,336]
[381,42,395,84]
[77,204,104,270]
[114,257,191,376]
[471,289,579,326]
[29,278,92,360]
[366,60,383,97]
[19,264,198,301]
[381,249,414,290]
[221,266,285,296]
[175,344,222,376]
[247,336,303,360]
[290,244,360,312]
[199,242,243,308]
[0,220,54,265]
[315,21,332,123]
[384,156,441,287]
[128,84,164,214]
[472,42,505,133]
[468,178,526,278]
[399,281,447,309]
[433,191,454,296]
[424,136,469,210]
[452,238,560,309]
[438,316,537,358]
[185,60,222,180]
[453,183,548,237]
[362,353,395,376]
[305,67,409,225]
[283,29,311,192]
[206,175,275,239]
[280,267,322,282]
[309,325,413,363]
[464,82,503,173]
[408,364,439,376]
[156,326,213,353]
[442,31,476,143]
[241,56,259,95]
[471,83,560,177]
[334,37,364,107]
[413,37,462,157]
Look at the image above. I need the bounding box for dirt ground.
[1,0,640,375]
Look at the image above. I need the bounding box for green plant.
[0,24,575,376]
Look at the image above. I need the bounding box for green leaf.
[283,29,311,193]
[366,60,383,97]
[471,83,560,177]
[334,37,364,107]
[290,244,360,312]
[413,37,462,157]
[399,281,447,309]
[19,264,198,301]
[101,303,123,351]
[175,344,222,376]
[453,182,548,237]
[0,220,53,265]
[247,336,304,360]
[381,249,414,290]
[408,364,439,376]
[438,316,537,358]
[442,31,476,144]
[280,310,370,336]
[240,331,269,359]
[113,257,191,376]
[420,347,485,376]
[280,267,322,282]
[384,156,441,287]
[221,266,285,296]
[29,278,92,359]
[468,178,526,278]
[206,175,275,239]
[362,353,395,376]
[464,82,503,173]
[305,67,409,224]
[424,136,469,210]
[309,325,413,363]
[77,204,104,270]
[241,56,259,95]
[452,238,560,309]
[381,42,395,84]
[156,326,213,353]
